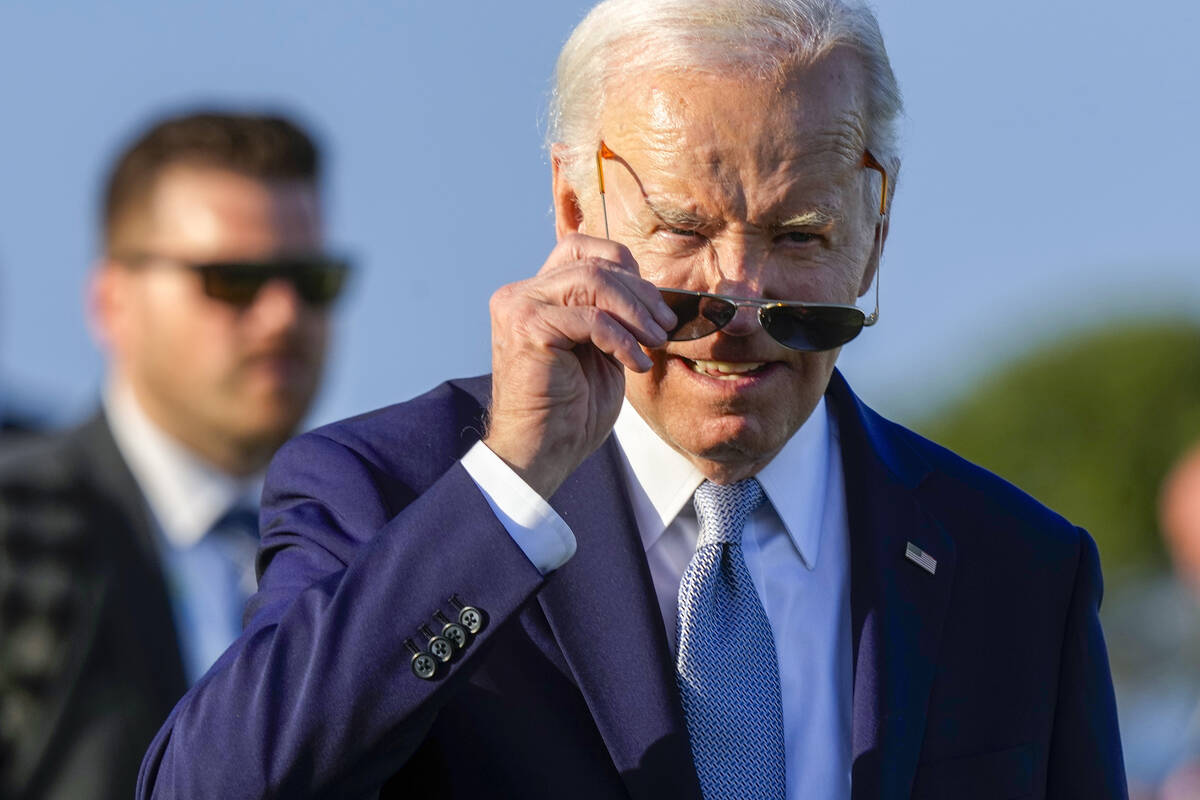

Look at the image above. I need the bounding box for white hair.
[548,0,903,202]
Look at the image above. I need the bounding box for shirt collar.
[103,378,262,549]
[612,395,832,570]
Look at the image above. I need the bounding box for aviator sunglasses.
[116,253,352,307]
[596,142,888,352]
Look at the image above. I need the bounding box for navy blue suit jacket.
[138,371,1127,799]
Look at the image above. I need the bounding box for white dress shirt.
[104,380,263,683]
[461,398,852,799]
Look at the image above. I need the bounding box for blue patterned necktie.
[165,505,259,684]
[676,478,786,799]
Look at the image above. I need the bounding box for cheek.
[624,351,668,404]
[302,311,331,347]
[144,288,240,368]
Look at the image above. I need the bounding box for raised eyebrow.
[776,208,840,229]
[642,199,710,230]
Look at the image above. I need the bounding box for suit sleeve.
[137,430,551,799]
[1045,528,1129,798]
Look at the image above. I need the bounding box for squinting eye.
[665,227,701,238]
[779,231,821,244]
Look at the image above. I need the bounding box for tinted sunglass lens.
[758,305,865,351]
[199,259,349,307]
[295,262,349,305]
[658,290,735,341]
[200,266,267,306]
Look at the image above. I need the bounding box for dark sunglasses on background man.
[114,252,352,307]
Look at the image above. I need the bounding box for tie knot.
[693,478,765,547]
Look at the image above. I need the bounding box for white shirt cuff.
[460,441,577,574]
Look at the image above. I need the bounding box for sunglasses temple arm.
[863,212,885,326]
[596,149,611,239]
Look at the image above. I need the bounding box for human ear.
[87,259,134,354]
[551,143,585,241]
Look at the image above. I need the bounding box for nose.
[704,236,768,337]
[706,234,770,297]
[245,277,305,333]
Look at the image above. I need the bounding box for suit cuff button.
[404,638,438,680]
[450,595,486,634]
[434,611,469,650]
[420,625,455,663]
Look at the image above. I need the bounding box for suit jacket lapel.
[76,412,190,702]
[537,437,702,800]
[828,374,958,800]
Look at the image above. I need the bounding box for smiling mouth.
[681,357,770,380]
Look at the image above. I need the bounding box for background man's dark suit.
[138,372,1126,799]
[0,110,337,800]
[0,414,187,800]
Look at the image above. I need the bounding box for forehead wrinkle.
[744,101,868,178]
[819,110,869,166]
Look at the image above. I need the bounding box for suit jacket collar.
[74,411,163,566]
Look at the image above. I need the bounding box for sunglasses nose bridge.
[711,299,765,337]
[241,273,308,322]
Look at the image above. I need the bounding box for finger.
[531,304,655,373]
[544,235,676,330]
[537,261,669,348]
[607,268,677,333]
[548,233,639,275]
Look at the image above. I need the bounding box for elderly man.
[0,111,347,799]
[138,2,1126,798]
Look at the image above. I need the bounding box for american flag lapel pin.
[905,541,937,575]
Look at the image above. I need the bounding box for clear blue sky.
[1,0,1197,427]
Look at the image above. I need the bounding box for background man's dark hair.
[102,110,321,253]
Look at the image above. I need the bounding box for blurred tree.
[910,319,1200,574]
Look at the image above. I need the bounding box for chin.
[655,407,789,476]
[695,418,783,459]
[231,391,311,443]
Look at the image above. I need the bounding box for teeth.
[688,359,766,379]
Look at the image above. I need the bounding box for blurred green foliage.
[910,319,1200,574]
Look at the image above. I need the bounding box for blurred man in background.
[1153,444,1200,798]
[1163,445,1200,594]
[0,110,348,800]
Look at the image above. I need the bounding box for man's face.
[567,51,885,481]
[97,166,330,474]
